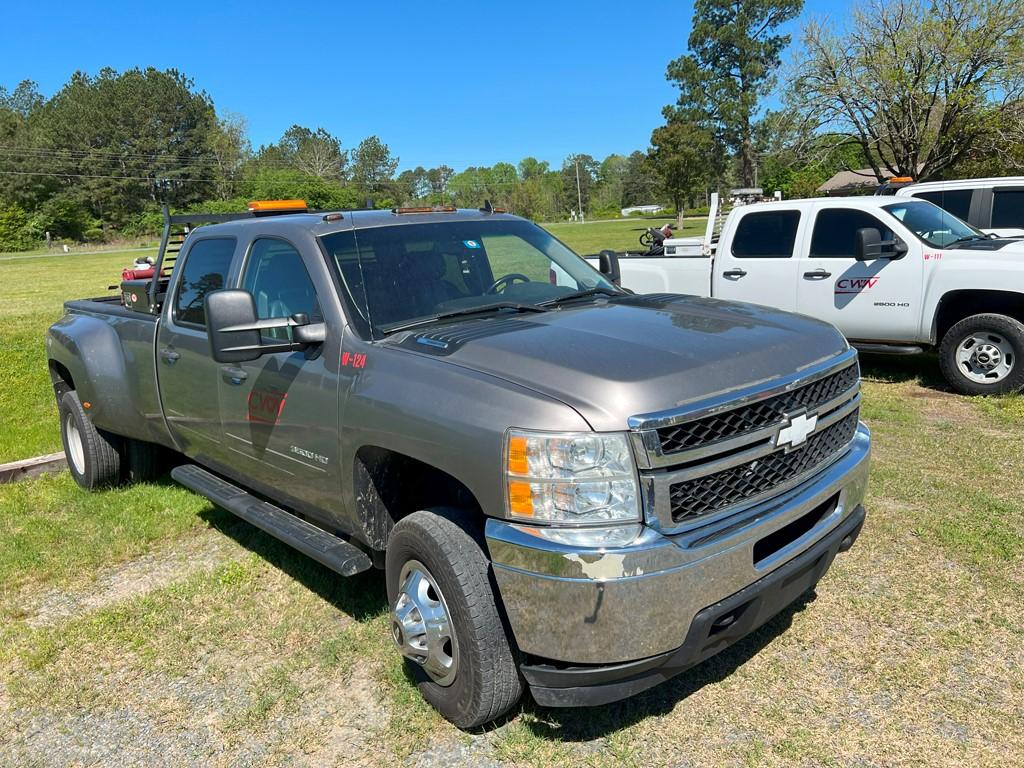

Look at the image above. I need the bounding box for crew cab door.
[796,204,922,342]
[157,237,239,463]
[216,236,346,522]
[712,208,802,310]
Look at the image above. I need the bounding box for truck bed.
[64,295,159,321]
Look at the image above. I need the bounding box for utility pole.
[575,159,585,224]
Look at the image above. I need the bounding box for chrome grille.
[656,363,859,455]
[631,352,863,533]
[668,409,860,523]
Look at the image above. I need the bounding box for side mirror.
[598,249,622,286]
[206,290,325,363]
[206,290,263,363]
[855,228,906,261]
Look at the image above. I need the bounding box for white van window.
[912,189,972,222]
[992,190,1024,229]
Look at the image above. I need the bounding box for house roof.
[817,168,880,193]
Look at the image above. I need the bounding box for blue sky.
[0,0,852,171]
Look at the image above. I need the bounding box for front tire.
[939,313,1024,395]
[386,509,523,729]
[59,391,122,489]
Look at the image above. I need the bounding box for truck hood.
[393,294,849,431]
[948,238,1024,257]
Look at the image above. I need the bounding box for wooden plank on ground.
[0,453,67,484]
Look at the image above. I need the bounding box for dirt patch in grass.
[2,660,390,768]
[15,529,243,628]
[1,544,393,767]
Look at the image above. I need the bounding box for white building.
[621,204,665,216]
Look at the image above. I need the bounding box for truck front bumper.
[485,423,870,707]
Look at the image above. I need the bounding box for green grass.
[0,239,158,260]
[0,247,157,463]
[545,215,707,254]
[0,472,208,605]
[975,392,1024,425]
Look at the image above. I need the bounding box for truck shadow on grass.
[517,591,817,741]
[195,501,819,739]
[197,506,386,623]
[857,351,949,392]
[384,593,817,740]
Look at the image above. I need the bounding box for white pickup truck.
[590,196,1024,395]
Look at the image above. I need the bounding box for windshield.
[320,218,618,335]
[882,200,985,248]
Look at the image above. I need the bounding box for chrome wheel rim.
[956,332,1014,384]
[65,413,85,474]
[391,559,459,686]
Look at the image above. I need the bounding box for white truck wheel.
[939,313,1024,395]
[59,391,123,489]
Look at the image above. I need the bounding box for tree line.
[0,69,663,250]
[660,0,1024,205]
[2,0,1023,251]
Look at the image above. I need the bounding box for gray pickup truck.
[47,201,870,728]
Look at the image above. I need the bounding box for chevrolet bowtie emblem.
[775,411,818,451]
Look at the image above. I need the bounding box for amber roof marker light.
[392,206,458,214]
[247,199,309,216]
[480,199,508,214]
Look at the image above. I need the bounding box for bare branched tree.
[788,0,1024,181]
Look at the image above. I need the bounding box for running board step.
[170,464,372,576]
[852,342,923,355]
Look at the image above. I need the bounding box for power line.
[0,169,223,183]
[0,144,232,163]
[0,147,277,172]
[0,147,588,191]
[0,166,535,190]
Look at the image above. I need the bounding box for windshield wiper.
[946,234,989,247]
[537,286,623,307]
[379,301,550,334]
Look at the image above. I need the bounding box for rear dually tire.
[59,390,122,489]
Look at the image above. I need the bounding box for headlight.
[504,429,640,525]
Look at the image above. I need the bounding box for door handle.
[803,268,833,279]
[722,269,748,278]
[160,348,180,364]
[220,366,248,385]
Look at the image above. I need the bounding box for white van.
[885,177,1024,237]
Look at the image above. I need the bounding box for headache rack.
[121,202,331,314]
[119,205,263,314]
[119,198,499,314]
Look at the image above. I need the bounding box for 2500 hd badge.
[290,445,329,465]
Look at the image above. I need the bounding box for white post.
[702,193,719,256]
[575,160,585,224]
